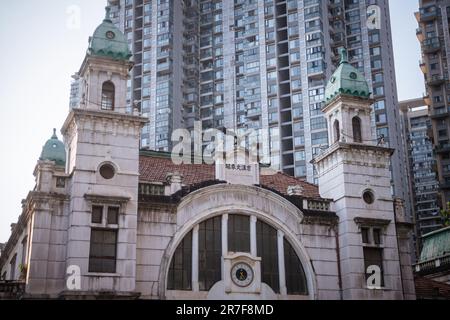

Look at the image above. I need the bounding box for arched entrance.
[159,185,317,300]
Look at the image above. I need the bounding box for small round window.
[99,163,115,180]
[349,72,357,80]
[363,190,375,205]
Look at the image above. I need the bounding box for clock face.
[106,31,116,39]
[231,262,254,287]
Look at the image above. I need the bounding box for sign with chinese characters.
[216,148,260,186]
[225,164,252,172]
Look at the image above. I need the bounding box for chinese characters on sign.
[225,164,252,172]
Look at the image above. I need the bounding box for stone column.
[221,214,228,279]
[192,225,199,292]
[277,230,287,295]
[250,215,257,256]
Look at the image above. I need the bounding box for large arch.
[158,184,318,300]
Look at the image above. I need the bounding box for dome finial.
[104,6,112,22]
[339,47,348,64]
[52,128,57,139]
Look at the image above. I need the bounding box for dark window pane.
[99,164,115,179]
[88,229,117,273]
[199,216,222,291]
[363,247,384,286]
[373,228,381,245]
[92,206,103,224]
[257,220,279,293]
[361,227,369,244]
[284,238,308,295]
[107,207,119,225]
[352,116,362,143]
[228,215,250,253]
[167,231,192,290]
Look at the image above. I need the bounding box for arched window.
[352,116,362,143]
[333,120,340,143]
[167,214,309,296]
[101,81,115,110]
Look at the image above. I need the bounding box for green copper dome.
[87,7,132,61]
[324,48,371,104]
[40,129,66,167]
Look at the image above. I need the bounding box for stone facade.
[0,14,416,300]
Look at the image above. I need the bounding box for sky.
[0,0,423,242]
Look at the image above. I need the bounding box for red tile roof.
[139,152,321,199]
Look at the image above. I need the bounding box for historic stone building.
[0,12,415,300]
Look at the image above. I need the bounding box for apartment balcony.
[440,181,450,190]
[422,37,441,53]
[430,109,449,119]
[246,108,261,119]
[427,74,448,87]
[417,5,438,22]
[435,143,450,154]
[416,28,425,42]
[419,60,428,74]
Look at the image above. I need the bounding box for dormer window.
[101,81,115,110]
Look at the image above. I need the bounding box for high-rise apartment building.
[399,98,442,253]
[106,0,411,218]
[416,0,450,207]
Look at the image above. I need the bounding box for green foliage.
[440,202,450,227]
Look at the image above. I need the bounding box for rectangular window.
[92,206,103,224]
[228,215,250,253]
[107,207,119,225]
[10,254,17,280]
[199,216,221,291]
[363,247,384,287]
[167,231,192,290]
[88,229,117,273]
[373,228,381,245]
[21,236,28,266]
[256,221,279,293]
[361,227,370,244]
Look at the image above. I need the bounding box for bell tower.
[60,8,147,297]
[312,49,415,300]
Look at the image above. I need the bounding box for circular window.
[363,190,375,204]
[349,72,357,80]
[106,31,116,39]
[330,76,336,83]
[99,163,115,180]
